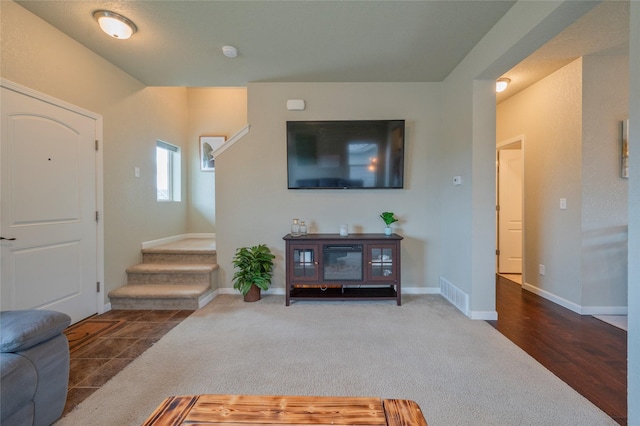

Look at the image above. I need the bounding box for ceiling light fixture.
[93,10,137,39]
[496,78,511,93]
[222,46,238,58]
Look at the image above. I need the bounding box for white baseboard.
[104,280,624,318]
[215,286,440,297]
[199,290,217,308]
[522,282,628,315]
[522,282,582,314]
[195,283,500,321]
[142,233,216,249]
[470,310,498,320]
[581,306,628,315]
[403,286,441,294]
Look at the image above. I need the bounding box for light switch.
[135,167,140,178]
[560,198,567,210]
[453,176,462,186]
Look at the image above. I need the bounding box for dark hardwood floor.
[489,275,627,425]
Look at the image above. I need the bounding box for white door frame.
[1,78,105,315]
[496,135,525,281]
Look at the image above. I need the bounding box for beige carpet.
[56,295,616,425]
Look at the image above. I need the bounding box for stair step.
[126,264,218,285]
[143,238,215,252]
[142,238,216,263]
[109,284,210,298]
[109,238,218,310]
[126,263,217,273]
[142,252,216,264]
[142,238,216,264]
[108,284,211,310]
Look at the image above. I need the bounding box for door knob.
[0,237,16,240]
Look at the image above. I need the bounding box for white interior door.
[1,85,98,323]
[497,148,523,274]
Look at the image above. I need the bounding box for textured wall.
[216,82,442,292]
[627,2,640,422]
[497,55,629,310]
[581,54,629,308]
[186,88,248,232]
[1,2,189,304]
[440,1,597,316]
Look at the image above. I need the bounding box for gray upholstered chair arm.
[0,310,71,353]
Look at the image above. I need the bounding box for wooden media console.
[283,233,402,306]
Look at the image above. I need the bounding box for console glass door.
[368,245,396,280]
[292,245,319,280]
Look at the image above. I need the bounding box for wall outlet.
[539,264,546,275]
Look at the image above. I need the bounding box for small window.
[156,140,181,202]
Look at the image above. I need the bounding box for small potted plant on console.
[232,244,276,302]
[380,212,399,236]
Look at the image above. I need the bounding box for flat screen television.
[287,120,405,189]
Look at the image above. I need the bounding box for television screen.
[287,120,405,189]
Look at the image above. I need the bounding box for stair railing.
[212,124,250,159]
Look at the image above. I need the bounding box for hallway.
[489,275,627,425]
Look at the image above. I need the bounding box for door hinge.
[95,140,99,151]
[96,211,99,222]
[96,282,101,292]
[496,205,500,211]
[496,249,500,255]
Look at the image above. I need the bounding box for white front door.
[497,148,523,274]
[1,85,99,323]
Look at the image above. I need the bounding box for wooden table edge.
[142,395,199,426]
[382,398,428,426]
[143,395,427,426]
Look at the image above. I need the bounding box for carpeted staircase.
[108,238,217,310]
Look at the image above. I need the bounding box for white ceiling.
[16,1,629,100]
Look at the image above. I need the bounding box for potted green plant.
[232,244,276,302]
[380,212,398,236]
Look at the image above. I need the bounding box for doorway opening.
[496,137,523,285]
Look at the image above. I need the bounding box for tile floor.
[62,309,194,417]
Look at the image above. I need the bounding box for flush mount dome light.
[222,45,238,58]
[496,78,511,93]
[93,10,137,39]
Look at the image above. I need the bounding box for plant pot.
[244,285,261,302]
[384,226,392,236]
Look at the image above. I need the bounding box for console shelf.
[283,233,402,306]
